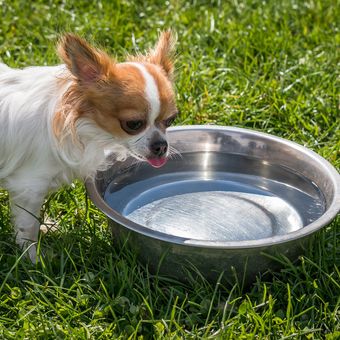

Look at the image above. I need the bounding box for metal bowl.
[86,126,340,284]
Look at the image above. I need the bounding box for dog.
[0,31,178,261]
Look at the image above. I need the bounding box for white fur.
[0,63,129,261]
[122,62,167,159]
[127,62,160,122]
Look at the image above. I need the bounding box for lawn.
[0,0,339,338]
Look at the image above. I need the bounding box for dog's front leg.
[7,180,49,262]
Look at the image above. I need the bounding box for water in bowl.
[104,153,325,242]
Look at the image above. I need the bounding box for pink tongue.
[147,158,167,168]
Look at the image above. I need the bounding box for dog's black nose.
[150,140,168,157]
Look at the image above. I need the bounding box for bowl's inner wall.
[103,151,325,241]
[94,128,335,241]
[97,128,335,207]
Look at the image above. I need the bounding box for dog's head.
[57,31,178,167]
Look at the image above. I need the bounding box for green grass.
[0,0,339,338]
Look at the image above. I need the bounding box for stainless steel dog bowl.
[86,126,340,284]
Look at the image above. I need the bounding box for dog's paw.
[19,242,38,264]
[40,218,59,234]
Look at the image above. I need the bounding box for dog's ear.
[148,30,176,79]
[58,34,113,82]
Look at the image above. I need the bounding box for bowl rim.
[86,125,340,249]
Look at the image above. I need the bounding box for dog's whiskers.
[168,145,182,160]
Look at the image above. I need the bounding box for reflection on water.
[126,191,303,241]
[104,155,325,242]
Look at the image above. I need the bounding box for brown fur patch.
[128,30,176,80]
[84,63,150,138]
[54,32,177,143]
[54,63,151,141]
[58,34,115,82]
[147,30,176,79]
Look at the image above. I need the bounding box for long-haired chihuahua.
[0,31,178,261]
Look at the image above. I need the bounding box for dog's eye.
[120,120,146,135]
[164,114,178,128]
